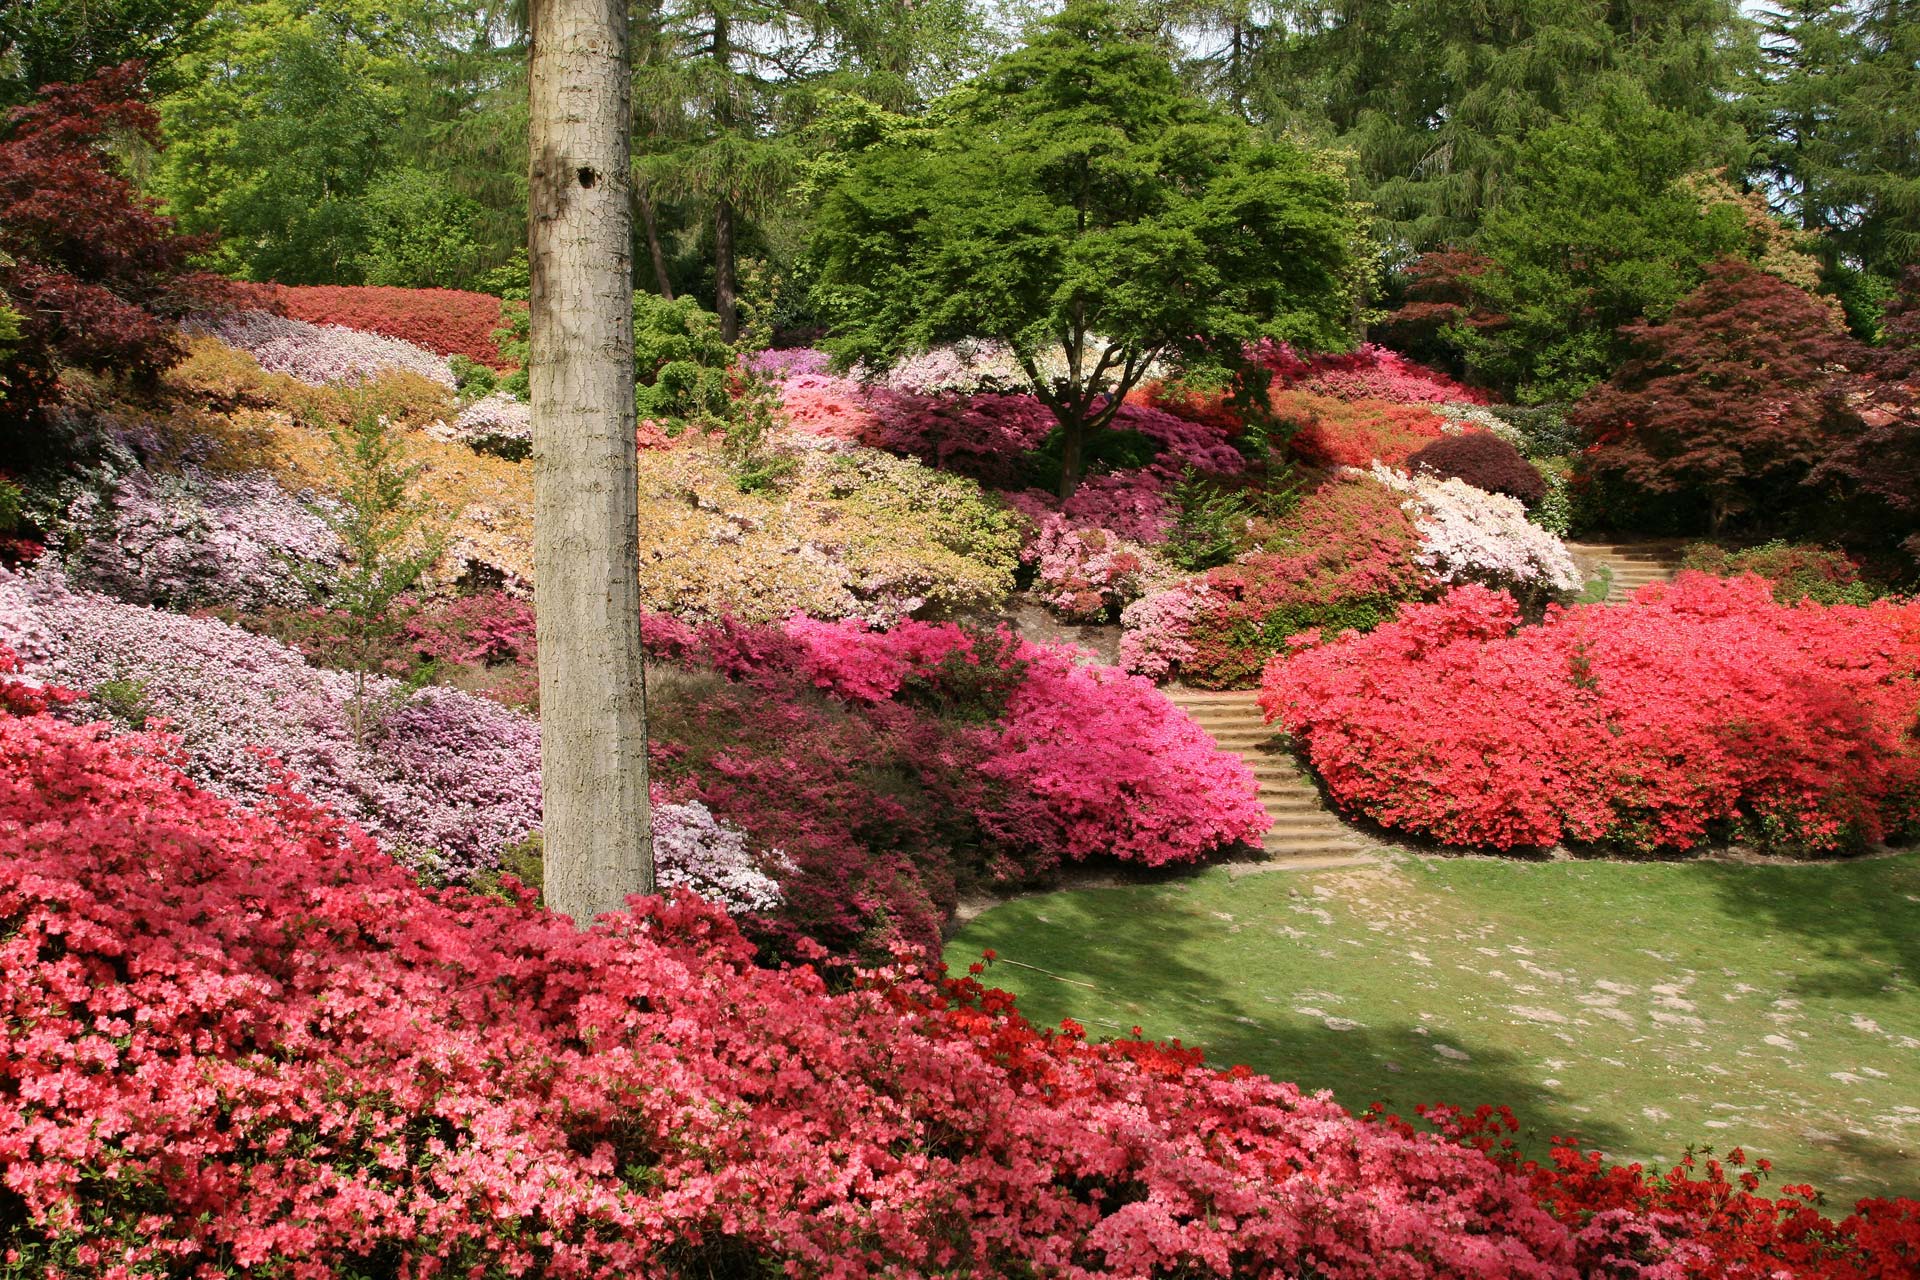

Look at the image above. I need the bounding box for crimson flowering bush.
[274,284,511,368]
[0,695,1575,1276]
[1261,575,1920,854]
[5,684,1916,1275]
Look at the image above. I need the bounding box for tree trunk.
[715,194,738,342]
[634,176,674,300]
[1056,413,1085,501]
[528,0,652,924]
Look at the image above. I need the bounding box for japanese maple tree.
[0,61,230,443]
[1571,258,1861,535]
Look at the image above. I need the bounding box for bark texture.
[528,0,653,922]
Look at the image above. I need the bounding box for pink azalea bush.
[196,309,456,387]
[777,614,1269,867]
[61,464,340,610]
[1259,339,1491,405]
[1261,575,1920,854]
[1029,515,1168,622]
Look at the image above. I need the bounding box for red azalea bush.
[1407,431,1549,506]
[0,694,1557,1278]
[274,284,512,369]
[1121,473,1427,687]
[6,674,1919,1277]
[1278,389,1465,469]
[1261,575,1920,854]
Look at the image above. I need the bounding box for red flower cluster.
[274,285,513,369]
[1261,575,1920,853]
[4,688,1915,1276]
[1431,1105,1920,1279]
[1277,388,1469,469]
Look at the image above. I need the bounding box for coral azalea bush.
[1261,575,1920,854]
[4,677,1917,1277]
[275,284,511,368]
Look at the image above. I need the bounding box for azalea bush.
[1121,472,1427,686]
[1277,389,1462,469]
[1680,541,1885,606]
[58,463,338,610]
[650,613,1266,956]
[1261,575,1920,854]
[275,284,512,368]
[1372,464,1582,602]
[635,438,1023,625]
[5,672,1917,1276]
[1029,515,1169,621]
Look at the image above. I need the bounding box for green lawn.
[946,852,1920,1202]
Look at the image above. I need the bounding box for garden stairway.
[1166,689,1375,870]
[1565,541,1685,602]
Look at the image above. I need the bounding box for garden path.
[1165,688,1377,872]
[1564,541,1685,601]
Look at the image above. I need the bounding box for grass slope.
[946,853,1920,1201]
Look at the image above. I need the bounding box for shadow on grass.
[955,880,1639,1166]
[1691,853,1920,1001]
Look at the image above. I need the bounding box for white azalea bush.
[1370,463,1582,601]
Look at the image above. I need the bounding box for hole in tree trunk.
[577,167,597,189]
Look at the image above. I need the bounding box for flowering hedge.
[1258,339,1491,405]
[1261,575,1920,854]
[1372,463,1582,601]
[5,682,1916,1276]
[275,284,512,368]
[1029,515,1170,622]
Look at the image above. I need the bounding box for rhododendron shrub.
[1029,516,1168,622]
[275,284,511,368]
[1262,576,1920,854]
[0,699,1570,1276]
[1122,473,1427,686]
[1680,540,1880,606]
[7,691,1917,1276]
[655,616,1266,953]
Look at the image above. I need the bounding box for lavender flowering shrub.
[196,310,456,388]
[62,466,340,610]
[0,568,782,911]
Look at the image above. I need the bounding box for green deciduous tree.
[813,0,1356,498]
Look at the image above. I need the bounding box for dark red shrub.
[1572,260,1862,536]
[275,284,512,369]
[0,62,239,435]
[1406,431,1548,505]
[1810,267,1920,570]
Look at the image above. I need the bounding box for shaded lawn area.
[945,852,1920,1202]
